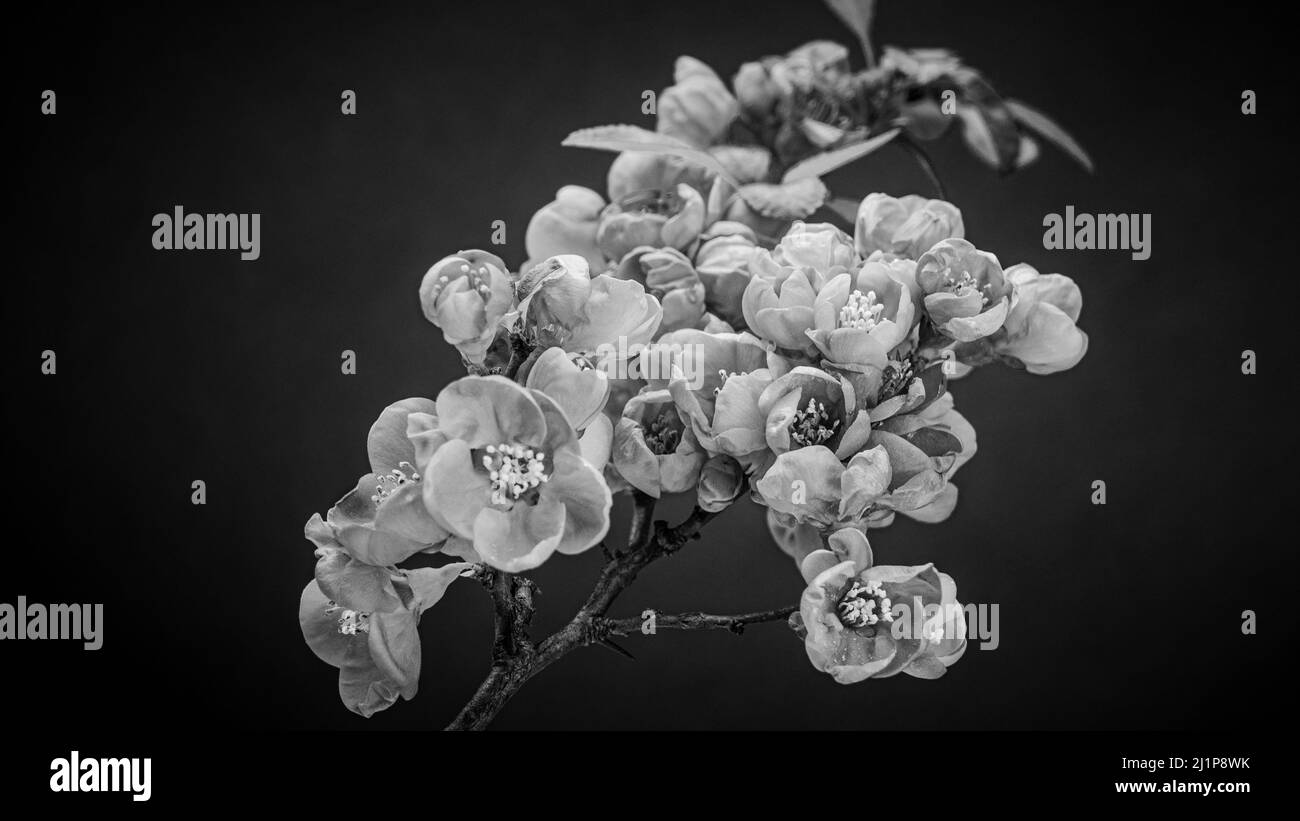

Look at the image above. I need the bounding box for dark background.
[5,0,1293,732]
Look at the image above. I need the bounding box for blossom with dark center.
[612,389,707,498]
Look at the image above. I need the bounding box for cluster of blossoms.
[299,9,1090,717]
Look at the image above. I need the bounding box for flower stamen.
[789,398,840,448]
[481,444,550,505]
[372,461,421,506]
[837,579,894,629]
[838,289,885,331]
[644,411,682,455]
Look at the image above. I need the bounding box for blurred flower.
[657,56,739,147]
[613,246,707,334]
[525,185,607,273]
[515,255,662,353]
[915,238,1012,342]
[418,250,515,365]
[799,550,966,682]
[854,193,965,260]
[406,376,612,572]
[596,184,706,262]
[612,389,707,497]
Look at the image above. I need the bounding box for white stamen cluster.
[943,270,990,305]
[839,289,885,331]
[482,443,549,505]
[325,601,372,636]
[789,398,840,448]
[372,461,420,506]
[837,579,894,629]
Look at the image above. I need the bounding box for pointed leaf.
[782,128,901,182]
[824,0,877,63]
[1005,99,1094,173]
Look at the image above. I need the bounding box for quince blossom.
[407,375,612,572]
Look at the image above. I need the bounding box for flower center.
[372,461,421,506]
[879,355,916,399]
[482,444,549,505]
[837,579,894,629]
[326,601,372,636]
[943,270,990,304]
[789,397,840,448]
[644,411,682,455]
[838,289,885,331]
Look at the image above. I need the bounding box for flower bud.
[524,185,607,273]
[418,250,515,365]
[697,454,745,512]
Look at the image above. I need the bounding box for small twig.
[601,606,799,638]
[445,503,725,730]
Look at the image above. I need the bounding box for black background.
[5,0,1294,733]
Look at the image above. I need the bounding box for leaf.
[1004,99,1094,173]
[824,0,877,63]
[951,69,1022,173]
[782,128,901,182]
[737,177,829,219]
[562,124,741,189]
[904,427,964,458]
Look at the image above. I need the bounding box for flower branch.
[601,606,798,637]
